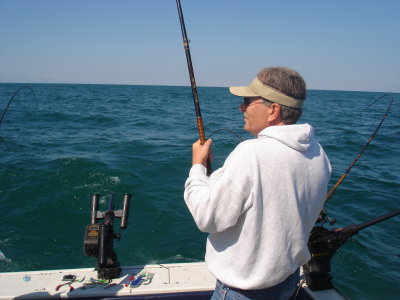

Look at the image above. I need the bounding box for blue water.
[0,83,399,299]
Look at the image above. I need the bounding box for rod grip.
[197,117,212,175]
[197,117,206,144]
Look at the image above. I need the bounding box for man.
[184,67,331,300]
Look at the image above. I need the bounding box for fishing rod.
[324,94,394,204]
[176,0,212,175]
[0,86,37,127]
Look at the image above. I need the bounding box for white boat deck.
[0,262,215,299]
[0,262,347,300]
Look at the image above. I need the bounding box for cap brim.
[229,86,260,97]
[230,77,304,108]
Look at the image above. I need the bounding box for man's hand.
[192,139,213,167]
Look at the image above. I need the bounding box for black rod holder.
[91,194,99,224]
[84,193,132,280]
[121,193,131,229]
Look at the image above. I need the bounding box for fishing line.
[324,95,395,204]
[208,128,244,142]
[360,92,391,112]
[0,86,37,127]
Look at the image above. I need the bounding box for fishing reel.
[316,208,337,226]
[84,193,131,280]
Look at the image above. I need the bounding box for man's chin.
[243,125,251,135]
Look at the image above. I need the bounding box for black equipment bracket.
[303,209,399,290]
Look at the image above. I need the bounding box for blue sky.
[0,0,399,92]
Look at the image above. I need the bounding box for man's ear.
[268,103,282,122]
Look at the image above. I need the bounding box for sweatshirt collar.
[258,123,314,152]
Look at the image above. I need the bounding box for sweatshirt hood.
[258,123,314,152]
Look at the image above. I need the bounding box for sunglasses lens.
[239,104,246,112]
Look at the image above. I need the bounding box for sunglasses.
[239,98,264,112]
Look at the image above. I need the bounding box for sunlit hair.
[257,67,305,124]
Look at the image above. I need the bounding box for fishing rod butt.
[206,159,212,176]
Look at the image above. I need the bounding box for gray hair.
[261,99,302,125]
[257,67,306,124]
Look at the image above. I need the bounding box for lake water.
[0,83,399,299]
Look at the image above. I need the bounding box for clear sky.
[0,0,399,92]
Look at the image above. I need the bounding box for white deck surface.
[0,262,347,300]
[0,262,215,299]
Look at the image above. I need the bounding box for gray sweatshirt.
[184,123,331,289]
